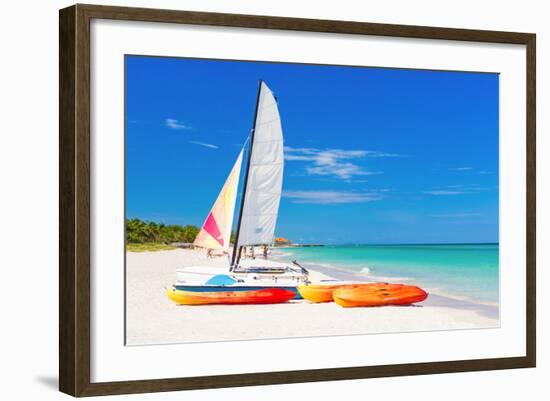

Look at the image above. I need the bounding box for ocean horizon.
[289,242,498,246]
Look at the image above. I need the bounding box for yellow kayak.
[298,283,375,303]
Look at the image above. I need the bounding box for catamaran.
[173,80,309,298]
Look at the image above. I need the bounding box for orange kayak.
[333,284,428,307]
[166,287,296,305]
[298,283,383,303]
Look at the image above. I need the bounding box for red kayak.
[166,287,296,305]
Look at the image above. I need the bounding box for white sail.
[237,82,284,246]
[194,149,244,250]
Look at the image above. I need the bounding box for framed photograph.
[59,4,536,397]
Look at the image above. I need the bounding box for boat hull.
[333,284,428,307]
[174,284,302,299]
[166,287,296,305]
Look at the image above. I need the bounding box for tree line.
[126,218,200,244]
[126,218,237,245]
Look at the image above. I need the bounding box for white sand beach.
[125,248,499,346]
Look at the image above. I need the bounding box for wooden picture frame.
[59,3,536,397]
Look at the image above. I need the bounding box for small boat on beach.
[332,284,428,307]
[166,287,296,306]
[174,273,303,298]
[173,81,309,298]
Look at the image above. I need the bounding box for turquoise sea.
[277,244,499,304]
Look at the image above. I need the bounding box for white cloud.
[165,118,191,130]
[284,190,382,204]
[284,146,395,180]
[189,141,218,149]
[284,147,318,155]
[449,167,473,171]
[305,163,379,179]
[364,151,406,158]
[425,183,494,196]
[423,190,466,195]
[285,154,317,161]
[431,213,482,218]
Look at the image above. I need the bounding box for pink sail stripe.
[203,213,224,246]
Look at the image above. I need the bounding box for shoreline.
[269,249,500,320]
[125,248,499,345]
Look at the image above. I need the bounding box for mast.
[231,79,263,269]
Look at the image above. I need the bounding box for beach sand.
[125,248,499,345]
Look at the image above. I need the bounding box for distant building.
[170,242,194,249]
[273,237,291,246]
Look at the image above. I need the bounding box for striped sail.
[194,149,244,250]
[237,82,284,247]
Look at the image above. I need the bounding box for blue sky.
[126,55,499,244]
